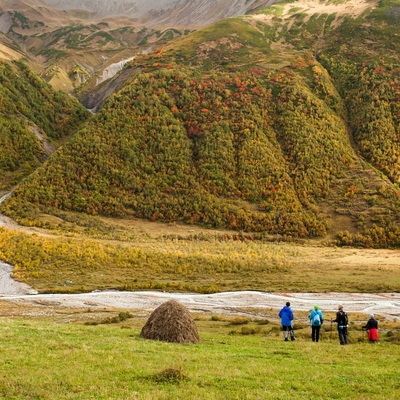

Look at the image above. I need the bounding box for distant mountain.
[0,1,278,92]
[30,0,277,26]
[2,0,400,247]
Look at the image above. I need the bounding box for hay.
[151,368,189,384]
[140,300,200,344]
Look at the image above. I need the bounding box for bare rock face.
[0,11,13,34]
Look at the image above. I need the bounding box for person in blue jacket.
[308,305,324,342]
[278,301,295,341]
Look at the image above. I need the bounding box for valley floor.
[0,268,399,321]
[1,193,399,322]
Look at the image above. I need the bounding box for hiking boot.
[291,337,295,341]
[284,338,288,341]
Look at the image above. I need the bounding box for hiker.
[278,301,295,341]
[308,305,324,342]
[363,314,378,343]
[331,305,349,345]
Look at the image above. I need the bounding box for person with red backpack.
[308,305,324,342]
[363,314,378,343]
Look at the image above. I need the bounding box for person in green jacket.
[308,305,324,342]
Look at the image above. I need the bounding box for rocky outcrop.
[81,66,138,113]
[0,12,13,34]
[96,56,135,86]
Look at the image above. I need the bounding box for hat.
[338,305,343,310]
[314,305,319,310]
[370,314,374,318]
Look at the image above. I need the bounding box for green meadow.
[0,313,398,400]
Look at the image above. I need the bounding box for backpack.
[312,312,321,326]
[343,312,348,326]
[337,311,348,328]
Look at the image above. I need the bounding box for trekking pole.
[330,320,333,340]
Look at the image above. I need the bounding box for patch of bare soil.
[0,43,23,61]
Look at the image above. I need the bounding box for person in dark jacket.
[308,305,324,342]
[278,301,295,341]
[363,314,378,343]
[331,304,349,345]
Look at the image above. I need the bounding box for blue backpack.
[312,311,321,326]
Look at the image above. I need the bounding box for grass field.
[0,311,398,400]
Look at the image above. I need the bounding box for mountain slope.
[2,66,330,237]
[0,60,90,191]
[2,0,400,247]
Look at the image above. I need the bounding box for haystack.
[140,300,200,344]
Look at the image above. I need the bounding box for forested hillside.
[2,0,400,247]
[0,60,89,190]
